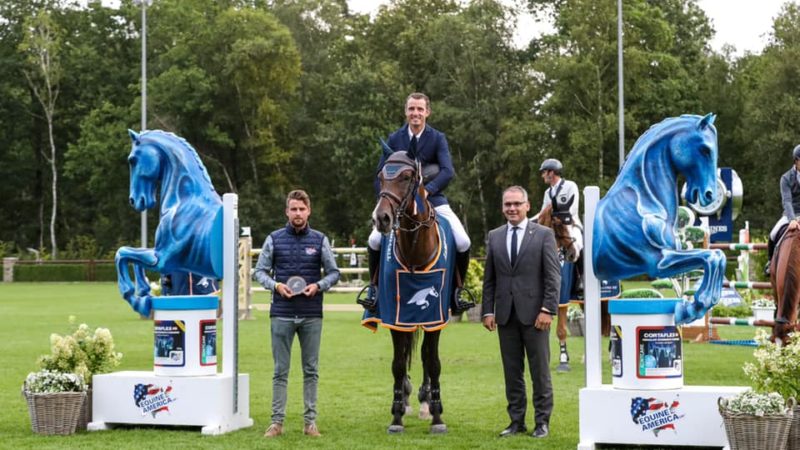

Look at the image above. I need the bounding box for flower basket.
[719,397,794,450]
[752,305,776,321]
[568,317,585,337]
[23,390,86,435]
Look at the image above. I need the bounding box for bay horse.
[770,226,800,344]
[362,147,463,434]
[115,130,223,316]
[592,114,726,325]
[538,202,583,371]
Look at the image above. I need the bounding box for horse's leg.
[656,248,726,324]
[422,330,446,434]
[115,247,158,316]
[388,330,411,433]
[418,336,432,420]
[556,304,570,371]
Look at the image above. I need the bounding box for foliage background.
[1,0,798,258]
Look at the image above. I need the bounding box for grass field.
[0,282,757,449]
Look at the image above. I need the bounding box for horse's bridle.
[378,159,436,234]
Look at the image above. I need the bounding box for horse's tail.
[406,328,421,371]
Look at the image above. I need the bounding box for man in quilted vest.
[253,189,340,438]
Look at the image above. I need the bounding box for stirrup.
[451,287,476,314]
[764,262,771,276]
[356,284,377,312]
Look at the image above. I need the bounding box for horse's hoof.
[387,424,404,434]
[556,363,571,372]
[419,402,432,420]
[430,424,447,434]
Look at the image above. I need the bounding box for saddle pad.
[362,219,455,332]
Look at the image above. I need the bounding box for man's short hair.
[286,189,311,208]
[406,92,431,111]
[502,185,528,203]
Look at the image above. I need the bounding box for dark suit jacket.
[374,124,454,207]
[482,220,561,326]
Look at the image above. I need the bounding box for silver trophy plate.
[286,276,307,295]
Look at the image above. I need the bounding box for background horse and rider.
[537,201,583,371]
[770,226,800,343]
[359,144,472,434]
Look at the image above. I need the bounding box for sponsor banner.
[611,325,623,377]
[630,395,685,436]
[637,326,682,378]
[200,320,217,366]
[154,320,186,367]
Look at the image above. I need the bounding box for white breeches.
[368,204,471,252]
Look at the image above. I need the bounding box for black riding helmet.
[793,144,800,161]
[539,158,563,174]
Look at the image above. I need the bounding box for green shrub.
[711,303,752,318]
[619,288,663,299]
[464,259,484,304]
[13,262,159,282]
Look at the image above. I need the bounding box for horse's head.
[372,150,423,234]
[670,114,718,206]
[538,204,580,263]
[127,130,162,211]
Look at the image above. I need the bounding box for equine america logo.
[407,286,439,310]
[630,396,684,436]
[134,383,176,418]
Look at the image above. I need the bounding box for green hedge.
[13,263,159,282]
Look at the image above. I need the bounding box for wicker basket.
[568,318,585,336]
[23,390,86,435]
[719,397,794,450]
[75,388,92,431]
[788,405,800,450]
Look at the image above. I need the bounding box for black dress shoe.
[499,422,527,437]
[532,423,549,438]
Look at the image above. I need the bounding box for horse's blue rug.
[362,219,455,332]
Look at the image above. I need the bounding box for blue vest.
[269,224,325,318]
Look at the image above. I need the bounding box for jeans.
[270,317,322,425]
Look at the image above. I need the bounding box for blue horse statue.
[115,130,223,316]
[592,114,726,325]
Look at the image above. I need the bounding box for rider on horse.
[362,93,472,313]
[533,158,584,370]
[766,144,800,275]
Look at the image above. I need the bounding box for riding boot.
[357,248,381,311]
[766,236,776,276]
[451,250,475,314]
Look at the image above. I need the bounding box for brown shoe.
[303,423,321,437]
[264,423,283,437]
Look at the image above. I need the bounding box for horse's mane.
[139,130,216,192]
[621,115,713,171]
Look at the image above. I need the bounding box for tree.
[20,9,63,258]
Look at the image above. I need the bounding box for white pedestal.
[88,371,253,435]
[578,384,747,449]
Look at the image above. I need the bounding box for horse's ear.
[698,113,716,130]
[379,138,393,158]
[128,129,140,144]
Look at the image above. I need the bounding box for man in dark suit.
[482,185,561,439]
[362,92,471,311]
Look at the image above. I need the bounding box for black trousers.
[497,311,553,427]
